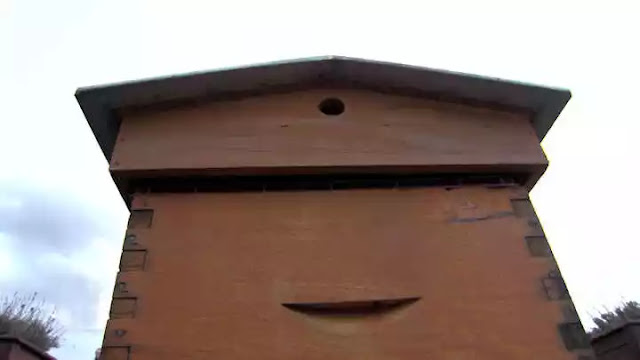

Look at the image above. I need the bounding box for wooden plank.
[111,89,546,175]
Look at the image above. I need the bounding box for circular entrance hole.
[318,98,345,116]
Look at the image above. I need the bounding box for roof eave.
[76,56,571,162]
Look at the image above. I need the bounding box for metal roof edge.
[75,55,337,95]
[75,56,572,162]
[76,55,571,96]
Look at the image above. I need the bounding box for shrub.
[0,293,63,351]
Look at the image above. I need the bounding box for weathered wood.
[112,89,546,177]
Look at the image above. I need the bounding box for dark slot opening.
[126,173,527,195]
[282,297,420,316]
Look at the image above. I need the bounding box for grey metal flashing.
[76,56,571,162]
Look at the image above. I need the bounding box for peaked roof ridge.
[76,56,571,161]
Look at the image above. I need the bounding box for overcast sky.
[2,1,640,359]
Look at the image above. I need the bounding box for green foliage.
[590,300,640,337]
[0,293,63,351]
